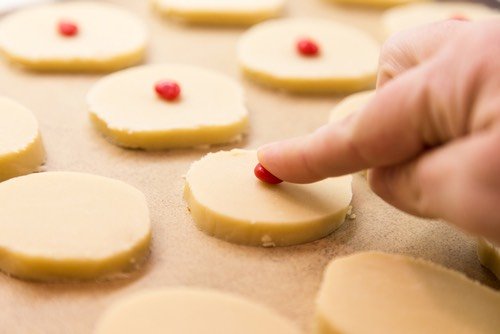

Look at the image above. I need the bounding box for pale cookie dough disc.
[326,0,425,8]
[0,1,147,72]
[314,252,500,334]
[382,2,500,37]
[95,288,301,334]
[153,0,286,25]
[237,18,380,94]
[87,64,249,150]
[0,97,45,182]
[329,90,375,123]
[0,172,151,281]
[478,239,500,280]
[184,149,352,247]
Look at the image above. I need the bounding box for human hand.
[257,20,500,243]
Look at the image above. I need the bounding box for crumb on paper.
[261,234,276,248]
[346,205,356,220]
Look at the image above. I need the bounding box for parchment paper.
[0,0,498,333]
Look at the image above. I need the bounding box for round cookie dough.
[325,0,424,8]
[237,18,380,94]
[0,1,147,72]
[0,172,151,281]
[329,90,375,123]
[184,149,353,247]
[478,239,500,280]
[153,0,286,26]
[87,64,249,150]
[382,2,500,37]
[315,252,500,334]
[95,288,301,334]
[0,97,45,182]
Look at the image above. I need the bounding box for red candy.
[58,20,79,37]
[450,13,469,21]
[155,81,181,101]
[254,163,283,185]
[297,38,320,57]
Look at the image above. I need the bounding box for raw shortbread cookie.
[95,288,301,334]
[0,97,45,182]
[0,1,147,72]
[314,252,500,334]
[237,18,380,94]
[0,172,151,281]
[153,0,286,26]
[383,2,500,37]
[329,90,375,123]
[478,239,500,280]
[184,149,352,247]
[326,0,425,8]
[88,64,248,150]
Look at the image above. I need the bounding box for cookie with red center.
[87,64,249,150]
[184,150,353,247]
[0,1,147,72]
[383,2,499,37]
[237,18,379,94]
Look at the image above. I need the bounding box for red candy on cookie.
[155,81,181,101]
[254,163,283,185]
[58,20,79,37]
[297,38,320,57]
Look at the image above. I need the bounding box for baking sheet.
[0,0,498,333]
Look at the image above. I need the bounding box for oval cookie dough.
[0,172,151,281]
[325,0,424,8]
[184,149,352,247]
[237,18,380,94]
[153,0,286,26]
[0,97,45,182]
[382,2,500,37]
[0,1,147,72]
[95,288,301,334]
[87,64,249,150]
[329,90,375,123]
[315,252,500,334]
[478,239,500,280]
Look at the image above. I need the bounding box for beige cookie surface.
[94,288,301,334]
[329,90,375,123]
[478,239,500,280]
[0,1,147,72]
[0,97,45,182]
[315,252,500,334]
[382,2,499,37]
[153,0,286,25]
[0,172,151,281]
[184,149,352,247]
[326,0,425,8]
[87,64,249,150]
[237,18,379,94]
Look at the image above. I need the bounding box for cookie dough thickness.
[315,252,500,334]
[184,150,352,247]
[0,172,151,281]
[94,288,301,334]
[0,97,45,182]
[87,64,249,150]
